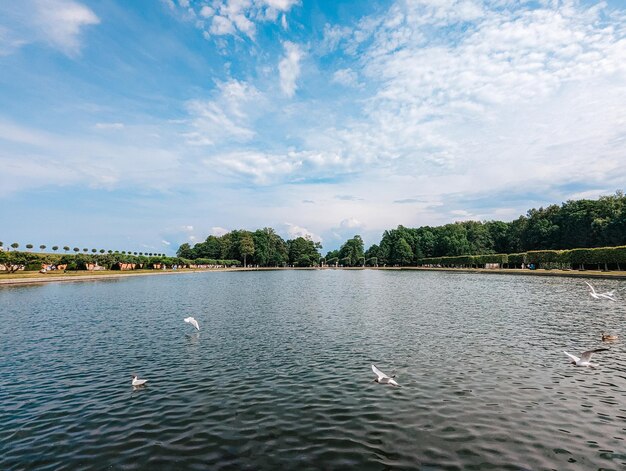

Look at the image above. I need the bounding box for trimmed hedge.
[416,245,626,270]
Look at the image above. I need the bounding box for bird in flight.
[563,348,609,368]
[584,281,616,301]
[372,364,399,386]
[132,375,148,387]
[184,316,200,331]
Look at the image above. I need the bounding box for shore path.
[1,266,626,286]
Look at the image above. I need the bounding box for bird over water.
[563,348,609,368]
[184,316,200,331]
[372,364,399,386]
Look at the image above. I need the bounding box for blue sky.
[1,0,625,254]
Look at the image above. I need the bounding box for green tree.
[26,244,33,251]
[239,231,255,267]
[338,235,364,266]
[287,236,321,267]
[52,245,59,252]
[63,246,70,252]
[177,242,195,259]
[39,245,46,252]
[73,247,80,253]
[394,238,414,266]
[11,243,19,250]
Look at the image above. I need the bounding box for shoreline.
[1,266,626,286]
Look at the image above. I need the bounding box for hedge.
[416,245,626,270]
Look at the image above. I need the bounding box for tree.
[40,245,46,252]
[108,250,113,254]
[11,242,19,251]
[177,242,194,259]
[52,246,59,252]
[83,248,88,253]
[100,249,105,254]
[394,238,413,266]
[26,244,33,251]
[287,237,321,267]
[92,249,97,253]
[338,235,364,266]
[73,247,80,253]
[63,246,70,253]
[239,231,255,267]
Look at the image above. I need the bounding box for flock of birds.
[559,281,619,370]
[131,281,620,388]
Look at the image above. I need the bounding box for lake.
[1,270,625,470]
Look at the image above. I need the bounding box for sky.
[0,0,625,255]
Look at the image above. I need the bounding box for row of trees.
[359,191,626,266]
[173,191,625,268]
[0,251,240,273]
[177,228,323,267]
[0,241,165,257]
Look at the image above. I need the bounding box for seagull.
[584,281,616,301]
[563,348,609,368]
[372,364,399,386]
[184,316,200,331]
[131,375,148,387]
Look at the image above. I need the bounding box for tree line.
[176,228,323,267]
[3,191,624,271]
[363,191,626,267]
[174,191,626,268]
[0,241,166,257]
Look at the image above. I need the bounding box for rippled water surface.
[1,270,625,470]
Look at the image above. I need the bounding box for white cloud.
[211,226,229,236]
[95,122,124,130]
[182,225,194,232]
[182,0,299,40]
[0,0,99,56]
[284,222,321,243]
[161,240,171,245]
[332,68,359,87]
[279,41,303,97]
[185,79,262,145]
[204,148,348,185]
[339,217,363,229]
[0,119,183,195]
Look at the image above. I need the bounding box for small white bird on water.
[563,348,609,368]
[372,364,399,386]
[184,316,200,331]
[584,281,616,301]
[131,375,148,387]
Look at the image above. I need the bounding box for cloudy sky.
[1,0,625,254]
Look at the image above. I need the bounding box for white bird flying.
[584,281,616,301]
[132,375,148,387]
[184,316,200,331]
[563,348,609,368]
[371,364,399,386]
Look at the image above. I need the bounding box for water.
[1,270,625,470]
